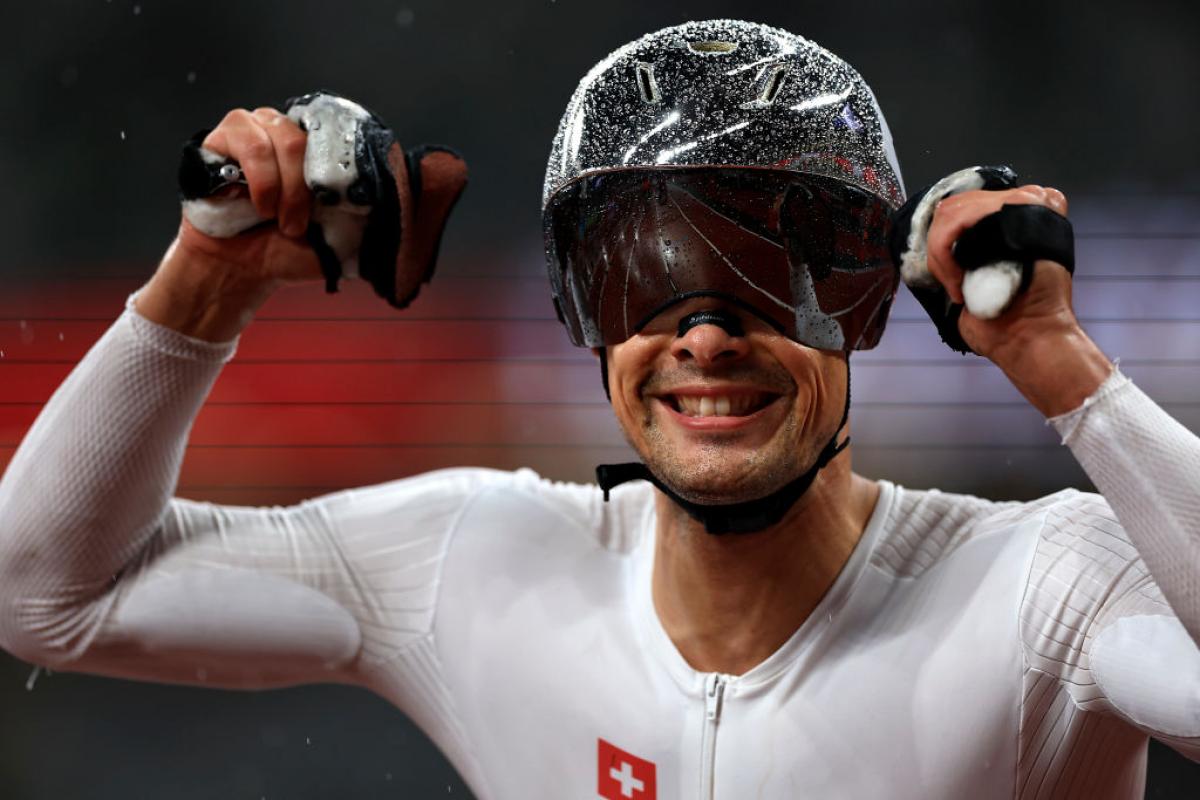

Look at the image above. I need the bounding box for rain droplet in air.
[25,667,41,691]
[132,4,141,15]
[186,70,197,84]
[394,8,415,28]
[120,130,126,141]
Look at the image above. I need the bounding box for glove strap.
[954,203,1075,278]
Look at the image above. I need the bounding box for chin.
[647,454,792,506]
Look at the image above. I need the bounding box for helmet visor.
[545,168,898,350]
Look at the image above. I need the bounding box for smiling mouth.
[662,392,780,418]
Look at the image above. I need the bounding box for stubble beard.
[633,401,816,506]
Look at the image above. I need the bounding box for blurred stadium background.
[1,0,1198,796]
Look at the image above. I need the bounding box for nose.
[669,307,750,368]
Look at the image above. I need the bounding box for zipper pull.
[705,673,726,722]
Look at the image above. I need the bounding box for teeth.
[673,394,765,417]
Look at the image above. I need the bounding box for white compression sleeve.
[1048,366,1200,644]
[0,289,239,663]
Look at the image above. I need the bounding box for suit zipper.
[700,672,727,799]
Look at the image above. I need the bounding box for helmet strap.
[595,360,851,534]
[599,346,611,400]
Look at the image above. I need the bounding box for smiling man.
[1,19,1199,800]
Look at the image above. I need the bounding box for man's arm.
[0,104,319,678]
[925,183,1199,643]
[924,185,1200,758]
[1040,370,1200,759]
[0,103,487,690]
[0,286,504,688]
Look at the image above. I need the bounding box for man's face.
[604,297,849,506]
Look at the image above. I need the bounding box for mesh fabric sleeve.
[1019,366,1200,763]
[0,289,501,689]
[1048,366,1200,643]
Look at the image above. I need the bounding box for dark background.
[2,0,1199,797]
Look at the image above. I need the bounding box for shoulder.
[1002,488,1141,590]
[872,483,1123,579]
[473,467,657,554]
[871,482,1023,578]
[1016,488,1164,693]
[1032,488,1129,551]
[1023,488,1148,612]
[309,466,655,554]
[301,466,529,529]
[994,488,1145,617]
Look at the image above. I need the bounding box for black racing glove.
[888,165,1075,354]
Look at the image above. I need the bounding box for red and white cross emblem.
[597,738,656,800]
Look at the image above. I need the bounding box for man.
[0,18,1197,799]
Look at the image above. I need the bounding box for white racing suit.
[0,290,1197,798]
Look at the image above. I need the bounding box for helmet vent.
[688,40,738,54]
[635,62,660,104]
[756,64,788,105]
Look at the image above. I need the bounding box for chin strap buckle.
[595,462,653,502]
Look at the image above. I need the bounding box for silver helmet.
[544,19,904,208]
[542,19,906,351]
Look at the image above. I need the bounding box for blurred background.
[2,0,1198,796]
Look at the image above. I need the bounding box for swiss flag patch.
[597,738,656,800]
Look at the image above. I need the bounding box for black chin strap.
[596,362,852,535]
